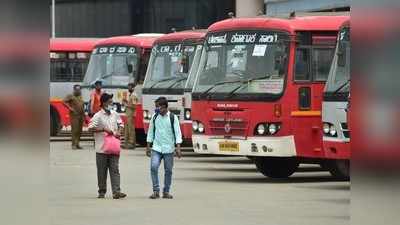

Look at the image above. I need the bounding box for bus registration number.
[219,141,239,152]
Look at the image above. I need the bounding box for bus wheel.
[254,157,299,179]
[50,109,61,136]
[326,159,350,180]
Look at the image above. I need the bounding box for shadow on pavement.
[176,175,348,184]
[295,183,350,191]
[182,158,253,164]
[180,167,258,173]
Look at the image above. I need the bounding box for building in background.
[264,0,350,17]
[51,0,349,38]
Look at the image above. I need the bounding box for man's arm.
[88,114,112,134]
[146,115,155,157]
[173,114,183,158]
[63,95,74,112]
[89,92,95,114]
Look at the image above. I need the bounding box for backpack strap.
[152,113,159,140]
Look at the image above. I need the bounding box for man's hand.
[175,145,182,159]
[103,128,113,135]
[146,145,152,157]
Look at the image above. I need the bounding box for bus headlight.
[192,121,199,131]
[329,125,337,136]
[268,124,277,135]
[256,124,266,135]
[323,123,330,134]
[184,109,191,120]
[198,122,205,133]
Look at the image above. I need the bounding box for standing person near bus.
[63,84,85,150]
[89,80,103,116]
[88,93,127,199]
[146,97,182,199]
[122,82,138,149]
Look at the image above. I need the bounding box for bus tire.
[254,157,299,179]
[50,107,61,136]
[326,159,350,180]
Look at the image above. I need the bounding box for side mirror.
[337,42,347,67]
[274,52,285,73]
[127,64,133,73]
[337,51,346,67]
[181,56,190,73]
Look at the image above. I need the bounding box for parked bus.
[50,38,100,136]
[191,14,349,178]
[82,34,163,144]
[322,20,350,179]
[142,30,206,143]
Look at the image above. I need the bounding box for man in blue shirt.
[146,97,182,199]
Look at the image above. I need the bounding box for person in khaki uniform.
[122,82,138,149]
[64,84,85,150]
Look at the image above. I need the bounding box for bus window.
[312,48,334,81]
[50,52,88,82]
[295,48,311,81]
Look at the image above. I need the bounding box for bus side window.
[312,48,335,81]
[294,48,311,81]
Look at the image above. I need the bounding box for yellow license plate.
[219,141,239,152]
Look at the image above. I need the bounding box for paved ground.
[50,141,349,225]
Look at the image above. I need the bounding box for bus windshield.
[325,27,350,94]
[83,45,139,87]
[144,43,196,90]
[193,31,289,96]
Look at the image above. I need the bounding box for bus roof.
[207,15,350,34]
[50,38,101,52]
[154,30,207,45]
[95,34,164,49]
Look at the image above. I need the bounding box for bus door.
[292,33,336,157]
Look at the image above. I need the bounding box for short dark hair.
[100,93,113,106]
[73,84,81,90]
[156,96,168,108]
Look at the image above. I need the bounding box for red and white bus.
[50,38,100,136]
[191,14,349,178]
[322,20,350,179]
[81,34,163,144]
[142,30,206,143]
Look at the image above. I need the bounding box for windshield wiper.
[165,77,187,90]
[332,79,350,95]
[226,75,272,98]
[100,73,113,80]
[200,79,243,99]
[148,77,179,90]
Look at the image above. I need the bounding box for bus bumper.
[192,135,297,157]
[323,137,350,159]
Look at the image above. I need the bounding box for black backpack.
[152,112,176,143]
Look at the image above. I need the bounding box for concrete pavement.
[50,141,349,225]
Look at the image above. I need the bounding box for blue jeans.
[150,150,174,193]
